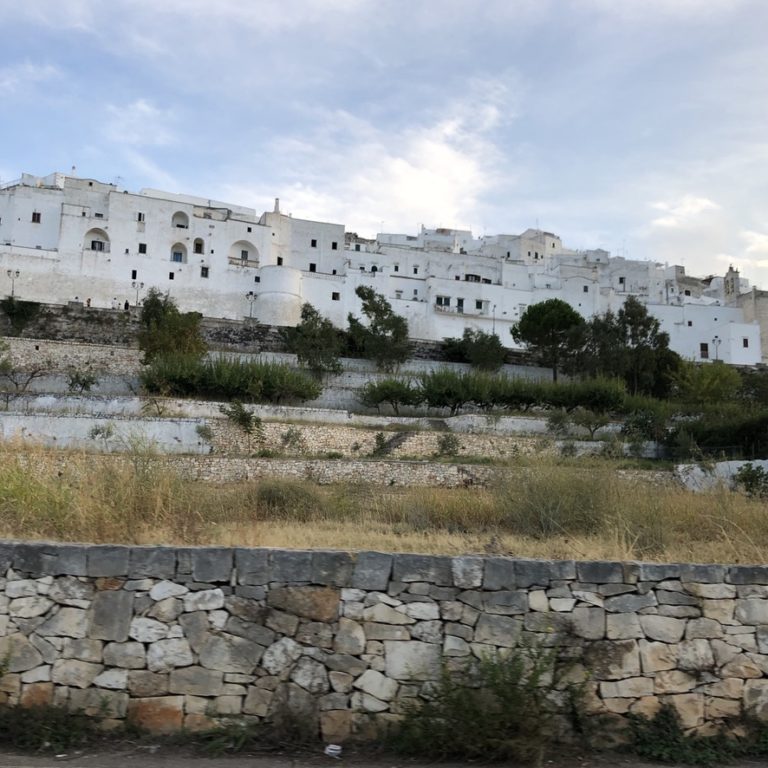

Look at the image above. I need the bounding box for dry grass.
[0,444,765,563]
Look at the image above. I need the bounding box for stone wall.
[1,541,767,740]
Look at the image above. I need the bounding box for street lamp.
[131,281,144,306]
[492,303,497,334]
[712,335,721,361]
[246,291,256,319]
[6,269,19,297]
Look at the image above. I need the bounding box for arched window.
[170,242,187,263]
[172,211,189,229]
[84,228,110,253]
[229,240,259,266]
[193,238,205,255]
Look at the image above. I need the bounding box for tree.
[672,360,742,406]
[359,378,422,415]
[442,328,507,371]
[511,299,585,381]
[137,288,207,363]
[283,303,343,377]
[347,286,410,371]
[0,340,50,409]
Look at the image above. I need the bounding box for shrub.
[734,463,768,499]
[435,432,460,457]
[391,644,579,762]
[138,288,206,363]
[252,479,323,519]
[419,369,474,415]
[359,378,422,414]
[0,704,106,751]
[442,328,507,371]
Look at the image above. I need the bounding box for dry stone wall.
[1,541,767,741]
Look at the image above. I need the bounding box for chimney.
[274,197,280,214]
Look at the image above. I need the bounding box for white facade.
[0,172,762,365]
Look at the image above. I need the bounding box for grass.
[0,443,766,563]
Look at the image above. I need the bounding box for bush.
[734,463,768,498]
[667,411,768,460]
[419,369,474,415]
[435,432,460,457]
[442,328,507,371]
[359,378,422,414]
[391,644,579,762]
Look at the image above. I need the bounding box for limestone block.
[399,602,439,621]
[149,598,183,623]
[89,591,134,642]
[720,656,763,679]
[0,634,43,672]
[630,696,662,719]
[573,590,604,608]
[290,657,329,695]
[149,581,188,601]
[270,550,313,583]
[6,580,39,599]
[362,603,415,625]
[707,696,741,719]
[585,640,640,680]
[728,566,768,585]
[48,577,94,607]
[267,586,340,623]
[325,653,367,677]
[603,698,632,714]
[704,678,744,699]
[384,641,441,681]
[599,677,653,698]
[443,636,471,656]
[20,665,51,683]
[685,618,724,639]
[604,593,656,613]
[701,600,735,624]
[330,671,353,693]
[198,633,264,674]
[243,687,273,716]
[515,559,575,589]
[654,670,698,694]
[169,666,224,695]
[667,693,705,729]
[452,556,483,589]
[93,668,128,690]
[677,639,714,671]
[61,638,102,663]
[146,638,194,673]
[178,611,210,654]
[20,682,53,708]
[461,605,480,626]
[735,599,768,625]
[445,622,472,640]
[393,554,452,586]
[607,613,643,640]
[8,596,52,619]
[571,607,605,640]
[364,622,410,641]
[69,687,129,719]
[639,640,678,674]
[528,590,549,612]
[683,582,735,599]
[320,692,348,711]
[744,680,768,721]
[352,552,392,591]
[353,669,397,701]
[87,546,129,578]
[576,561,625,584]
[524,612,571,633]
[351,691,389,713]
[51,659,103,688]
[474,614,522,648]
[311,551,354,587]
[341,588,366,602]
[183,589,224,613]
[639,615,685,643]
[127,696,185,733]
[483,590,528,616]
[103,641,146,669]
[129,547,176,580]
[321,710,353,743]
[262,637,303,675]
[548,597,575,613]
[235,548,269,586]
[128,670,169,697]
[296,621,333,648]
[130,617,169,643]
[334,618,366,656]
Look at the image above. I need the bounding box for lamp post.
[6,269,19,297]
[246,291,256,319]
[492,303,497,334]
[712,335,721,361]
[131,281,144,306]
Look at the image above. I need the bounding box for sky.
[2,0,768,287]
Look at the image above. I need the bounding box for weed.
[734,462,768,499]
[371,432,388,457]
[435,432,460,457]
[280,425,307,454]
[195,424,214,442]
[0,704,105,752]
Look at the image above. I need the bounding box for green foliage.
[673,360,742,405]
[734,463,768,498]
[418,369,475,415]
[347,285,410,371]
[219,401,264,444]
[0,297,40,336]
[252,478,323,519]
[280,425,306,453]
[570,407,610,439]
[739,369,768,406]
[137,288,207,363]
[140,355,321,404]
[512,298,585,381]
[435,432,461,457]
[0,704,106,752]
[666,411,768,460]
[282,302,343,377]
[546,408,571,436]
[359,378,422,414]
[67,366,100,393]
[391,644,578,762]
[442,328,507,371]
[371,431,389,456]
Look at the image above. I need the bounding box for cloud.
[104,99,176,147]
[650,195,720,229]
[742,230,768,255]
[0,62,60,94]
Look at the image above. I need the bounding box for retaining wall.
[1,541,768,741]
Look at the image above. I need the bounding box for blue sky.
[2,0,768,287]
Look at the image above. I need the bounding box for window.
[331,242,338,250]
[172,251,184,263]
[687,321,693,327]
[482,278,492,284]
[395,290,403,300]
[194,241,204,254]
[137,212,145,222]
[332,269,337,275]
[201,267,209,278]
[355,244,361,252]
[311,239,317,248]
[277,257,283,266]
[309,263,316,272]
[743,338,749,348]
[31,212,41,223]
[618,276,625,285]
[700,343,709,360]
[457,298,464,313]
[413,289,419,297]
[131,270,137,280]
[465,274,480,282]
[583,285,589,293]
[413,267,419,275]
[506,251,510,258]
[394,265,399,272]
[455,275,460,281]
[254,276,260,283]
[247,226,252,233]
[371,266,377,273]
[684,289,691,296]
[91,240,105,251]
[436,295,450,307]
[169,272,175,280]
[94,212,104,219]
[476,300,483,311]
[138,243,147,254]
[332,292,340,301]
[241,249,249,261]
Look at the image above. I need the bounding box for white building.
[0,171,763,365]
